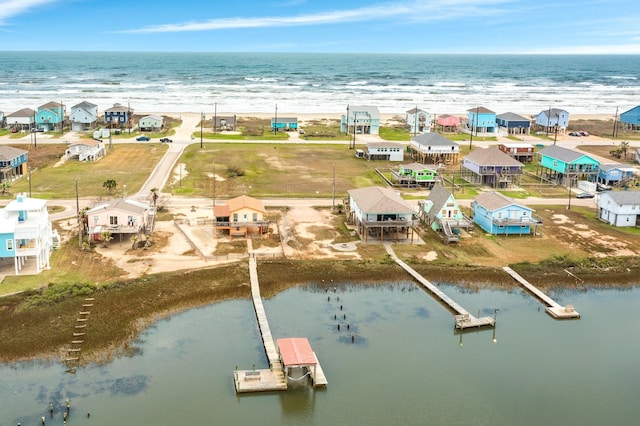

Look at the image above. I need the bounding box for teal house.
[35,101,65,132]
[271,117,298,131]
[467,106,496,134]
[538,145,599,186]
[419,184,473,243]
[395,163,438,187]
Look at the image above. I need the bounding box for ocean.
[0,52,638,116]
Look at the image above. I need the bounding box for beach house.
[0,146,28,183]
[496,112,531,135]
[498,143,535,163]
[69,101,98,131]
[596,164,636,187]
[213,115,237,131]
[66,139,106,162]
[535,108,569,134]
[537,145,599,187]
[0,194,56,275]
[139,115,164,132]
[364,142,405,161]
[346,186,416,242]
[597,191,640,227]
[271,117,298,131]
[472,192,542,236]
[418,184,473,243]
[408,132,459,165]
[461,147,524,188]
[406,107,431,134]
[619,106,640,131]
[35,101,65,132]
[213,195,269,238]
[393,163,439,187]
[342,106,380,135]
[104,103,134,129]
[467,106,496,134]
[86,198,154,241]
[6,108,36,131]
[435,114,461,132]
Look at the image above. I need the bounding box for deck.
[502,266,580,319]
[311,352,328,388]
[384,244,495,329]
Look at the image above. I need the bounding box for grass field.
[7,143,168,199]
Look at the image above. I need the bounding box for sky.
[1,0,639,53]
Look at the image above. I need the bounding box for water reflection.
[2,284,640,425]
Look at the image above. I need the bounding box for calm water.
[2,281,640,425]
[0,52,639,114]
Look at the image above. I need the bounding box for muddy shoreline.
[1,260,638,365]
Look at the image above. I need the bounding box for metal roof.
[277,338,317,367]
[464,147,524,167]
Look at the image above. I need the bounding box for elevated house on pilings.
[346,186,417,243]
[537,145,599,187]
[461,147,524,188]
[392,162,439,188]
[418,184,473,243]
[213,195,270,238]
[408,132,459,165]
[472,192,543,236]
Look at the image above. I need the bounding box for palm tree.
[102,179,117,194]
[99,230,113,248]
[620,141,630,160]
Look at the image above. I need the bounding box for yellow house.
[213,195,269,238]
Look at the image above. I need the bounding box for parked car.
[569,131,581,136]
[160,137,172,143]
[576,192,595,199]
[596,183,612,192]
[298,129,305,135]
[136,135,150,141]
[11,127,18,133]
[580,131,590,137]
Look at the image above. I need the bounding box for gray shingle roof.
[496,112,530,122]
[0,146,28,161]
[602,191,640,205]
[464,147,524,167]
[412,132,458,147]
[425,184,453,220]
[474,191,532,212]
[348,186,414,214]
[538,145,594,163]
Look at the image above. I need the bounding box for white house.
[597,191,640,227]
[408,132,459,165]
[6,108,36,131]
[86,198,154,240]
[66,139,105,162]
[0,194,57,275]
[139,115,164,132]
[406,107,431,134]
[70,101,99,131]
[341,106,380,135]
[535,108,570,134]
[365,142,405,161]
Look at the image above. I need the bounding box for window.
[109,216,118,225]
[233,213,238,222]
[6,239,13,251]
[253,213,258,222]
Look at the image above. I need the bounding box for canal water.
[2,281,640,425]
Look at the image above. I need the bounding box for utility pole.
[274,104,278,135]
[332,163,336,210]
[546,106,552,137]
[213,102,217,134]
[76,178,82,248]
[613,106,619,138]
[200,112,204,149]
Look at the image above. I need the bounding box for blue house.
[538,145,599,186]
[535,108,569,134]
[596,163,636,186]
[496,112,531,135]
[461,147,524,188]
[0,146,28,183]
[472,192,542,236]
[341,106,380,135]
[35,101,65,132]
[620,106,640,131]
[467,106,496,134]
[104,103,134,129]
[271,117,298,131]
[419,184,473,243]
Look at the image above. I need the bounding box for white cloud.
[0,0,60,25]
[121,0,512,34]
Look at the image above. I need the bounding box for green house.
[418,184,473,243]
[395,162,438,187]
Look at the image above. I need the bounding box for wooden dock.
[311,352,328,387]
[384,244,495,329]
[502,266,580,319]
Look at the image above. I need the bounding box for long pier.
[384,244,495,329]
[503,266,580,319]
